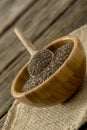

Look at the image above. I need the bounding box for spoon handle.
[14,27,36,56]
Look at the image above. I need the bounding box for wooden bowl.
[11,35,86,107]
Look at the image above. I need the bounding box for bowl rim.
[11,35,79,98]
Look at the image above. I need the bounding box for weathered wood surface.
[0,0,87,129]
[0,0,36,35]
[0,0,76,73]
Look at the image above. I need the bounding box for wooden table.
[0,0,87,129]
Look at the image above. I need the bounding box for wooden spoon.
[14,27,54,77]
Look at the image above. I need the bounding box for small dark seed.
[22,43,73,92]
[28,49,53,77]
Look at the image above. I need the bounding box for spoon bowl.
[11,35,86,107]
[14,27,54,77]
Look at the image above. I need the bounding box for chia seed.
[28,49,53,77]
[22,43,73,92]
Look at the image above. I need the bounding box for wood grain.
[0,51,29,118]
[35,0,87,48]
[0,0,87,128]
[16,0,76,41]
[0,0,36,35]
[0,0,76,73]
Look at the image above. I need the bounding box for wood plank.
[35,0,87,48]
[0,114,7,130]
[16,0,76,40]
[0,0,76,73]
[0,0,36,35]
[0,51,29,118]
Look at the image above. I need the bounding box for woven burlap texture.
[2,25,87,130]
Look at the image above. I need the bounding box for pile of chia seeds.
[22,43,73,92]
[28,49,53,77]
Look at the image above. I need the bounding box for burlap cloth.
[2,25,87,130]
